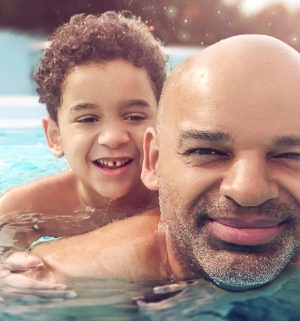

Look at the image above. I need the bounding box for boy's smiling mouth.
[93,158,133,169]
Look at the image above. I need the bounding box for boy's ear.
[141,127,159,191]
[42,116,64,158]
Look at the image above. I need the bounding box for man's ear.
[42,116,64,158]
[141,127,159,190]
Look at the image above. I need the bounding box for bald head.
[158,34,300,130]
[142,34,300,289]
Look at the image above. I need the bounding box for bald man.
[21,34,300,291]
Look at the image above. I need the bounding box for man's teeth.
[95,159,130,168]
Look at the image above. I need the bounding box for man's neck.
[163,225,199,280]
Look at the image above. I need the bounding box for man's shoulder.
[97,208,161,243]
[115,208,161,230]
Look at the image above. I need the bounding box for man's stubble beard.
[158,180,300,290]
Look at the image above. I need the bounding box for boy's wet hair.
[34,11,166,122]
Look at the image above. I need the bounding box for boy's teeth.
[96,159,130,168]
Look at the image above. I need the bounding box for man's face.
[154,55,300,289]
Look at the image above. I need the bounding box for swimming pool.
[1,264,300,321]
[0,127,67,193]
[1,48,300,321]
[1,101,300,321]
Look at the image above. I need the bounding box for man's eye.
[183,148,228,157]
[76,116,98,123]
[271,152,300,170]
[272,152,300,160]
[272,152,300,162]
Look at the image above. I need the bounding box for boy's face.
[45,60,157,204]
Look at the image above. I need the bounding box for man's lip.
[208,218,286,246]
[213,218,283,228]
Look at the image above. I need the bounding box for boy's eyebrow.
[120,99,151,108]
[69,102,97,112]
[69,99,151,112]
[177,129,233,148]
[273,135,300,147]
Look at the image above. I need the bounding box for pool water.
[1,265,300,321]
[0,128,67,193]
[139,264,300,321]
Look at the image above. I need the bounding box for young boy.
[0,12,166,250]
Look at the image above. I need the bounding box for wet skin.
[45,59,157,206]
[143,35,300,289]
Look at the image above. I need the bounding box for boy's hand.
[0,252,76,302]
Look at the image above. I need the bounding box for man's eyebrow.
[177,130,233,146]
[273,135,300,147]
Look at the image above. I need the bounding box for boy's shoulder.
[0,170,76,215]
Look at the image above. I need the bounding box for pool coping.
[0,95,45,128]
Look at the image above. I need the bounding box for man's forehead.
[158,35,300,128]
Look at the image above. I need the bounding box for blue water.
[1,127,300,320]
[1,265,300,321]
[0,128,67,193]
[139,264,300,321]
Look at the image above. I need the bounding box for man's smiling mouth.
[208,218,287,246]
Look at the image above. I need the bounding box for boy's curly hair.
[34,11,166,122]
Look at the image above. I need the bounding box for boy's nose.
[97,126,130,149]
[220,154,279,207]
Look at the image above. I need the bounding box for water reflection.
[0,265,299,321]
[138,264,300,321]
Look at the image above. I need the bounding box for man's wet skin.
[144,34,300,290]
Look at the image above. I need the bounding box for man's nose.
[97,125,130,149]
[220,155,279,207]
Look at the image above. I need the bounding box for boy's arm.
[0,252,76,301]
[31,209,162,282]
[0,187,42,249]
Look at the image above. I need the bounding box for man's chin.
[192,238,295,291]
[201,263,280,291]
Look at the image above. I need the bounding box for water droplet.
[165,5,178,19]
[184,18,188,23]
[178,30,190,42]
[217,10,221,15]
[267,22,272,27]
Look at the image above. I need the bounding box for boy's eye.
[76,116,98,123]
[124,114,146,121]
